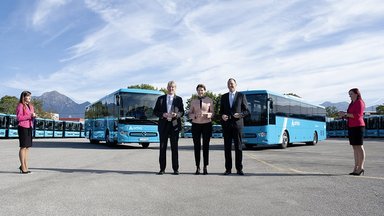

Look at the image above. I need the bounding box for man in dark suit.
[220,78,250,175]
[153,81,184,175]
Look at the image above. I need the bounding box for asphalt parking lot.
[0,138,383,216]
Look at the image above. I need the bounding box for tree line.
[2,85,383,120]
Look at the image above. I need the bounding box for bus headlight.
[120,131,129,135]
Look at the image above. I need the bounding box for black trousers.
[159,122,179,171]
[223,126,243,171]
[192,122,212,167]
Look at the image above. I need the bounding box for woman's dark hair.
[349,88,362,100]
[19,91,31,104]
[196,84,206,91]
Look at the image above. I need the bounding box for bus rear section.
[242,90,326,149]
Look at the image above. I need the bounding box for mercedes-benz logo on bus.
[142,132,147,136]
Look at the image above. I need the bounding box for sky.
[1,0,383,108]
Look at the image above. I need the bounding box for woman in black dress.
[16,91,36,174]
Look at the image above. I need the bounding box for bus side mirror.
[268,98,273,109]
[116,95,120,106]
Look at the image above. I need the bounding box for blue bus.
[85,88,163,148]
[34,118,46,138]
[44,119,54,138]
[212,124,223,138]
[0,113,7,138]
[183,122,192,138]
[53,120,64,138]
[7,114,19,138]
[241,90,326,149]
[64,121,82,138]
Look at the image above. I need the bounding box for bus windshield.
[244,93,268,126]
[120,92,159,121]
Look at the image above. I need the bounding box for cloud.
[31,0,69,28]
[4,0,384,108]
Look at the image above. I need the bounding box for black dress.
[18,126,33,148]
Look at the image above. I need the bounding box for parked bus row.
[84,88,327,149]
[182,124,223,138]
[327,115,384,138]
[0,113,84,138]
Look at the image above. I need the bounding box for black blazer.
[219,91,250,129]
[153,94,184,132]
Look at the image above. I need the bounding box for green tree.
[376,104,384,114]
[127,84,167,94]
[0,95,18,114]
[185,91,222,124]
[326,106,339,118]
[32,98,53,119]
[284,93,301,98]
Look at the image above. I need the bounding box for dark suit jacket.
[219,91,250,129]
[153,94,184,133]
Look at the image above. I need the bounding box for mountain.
[320,101,349,111]
[320,101,379,112]
[34,91,90,118]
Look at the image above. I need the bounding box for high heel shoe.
[19,166,29,174]
[352,169,365,176]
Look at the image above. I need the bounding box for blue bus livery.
[34,118,45,138]
[241,90,326,149]
[85,88,163,148]
[212,124,223,138]
[7,115,19,138]
[183,122,192,138]
[327,115,384,138]
[0,113,7,138]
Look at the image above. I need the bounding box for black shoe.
[223,170,231,175]
[19,166,29,174]
[157,170,165,175]
[173,171,179,175]
[203,167,208,175]
[352,169,365,176]
[237,170,245,175]
[195,168,200,175]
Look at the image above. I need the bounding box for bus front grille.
[129,132,157,137]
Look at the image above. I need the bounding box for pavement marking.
[349,176,384,180]
[244,153,305,173]
[245,153,384,180]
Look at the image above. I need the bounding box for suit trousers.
[159,122,179,172]
[223,125,243,171]
[191,122,212,167]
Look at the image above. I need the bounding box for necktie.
[230,93,234,107]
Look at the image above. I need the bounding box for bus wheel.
[140,143,150,148]
[306,132,318,145]
[280,131,289,149]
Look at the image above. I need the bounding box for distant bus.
[0,113,7,138]
[34,118,45,138]
[85,88,163,148]
[7,115,19,138]
[64,121,81,138]
[183,123,192,138]
[54,120,64,138]
[241,90,326,149]
[327,115,384,138]
[44,119,54,138]
[212,124,223,138]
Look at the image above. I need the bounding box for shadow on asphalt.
[11,168,344,177]
[32,140,155,150]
